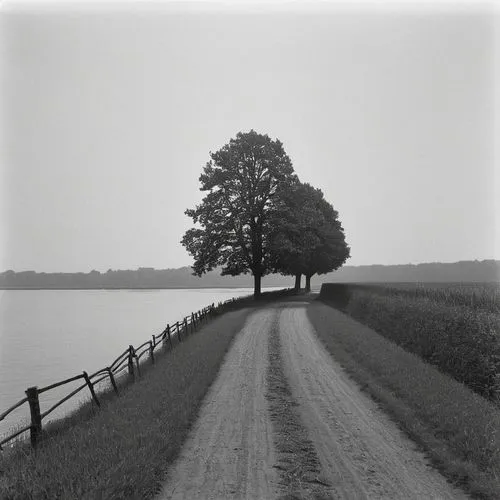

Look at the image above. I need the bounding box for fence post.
[149,340,155,364]
[184,317,188,336]
[128,345,135,380]
[134,351,141,377]
[177,321,181,341]
[107,368,119,395]
[162,327,167,348]
[152,335,157,362]
[82,371,100,407]
[191,312,195,332]
[167,324,173,349]
[25,386,42,448]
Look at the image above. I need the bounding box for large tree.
[181,130,296,298]
[269,182,350,291]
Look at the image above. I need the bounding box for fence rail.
[0,296,240,450]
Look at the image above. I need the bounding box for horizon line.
[2,258,499,275]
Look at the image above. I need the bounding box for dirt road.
[159,300,467,499]
[158,307,280,500]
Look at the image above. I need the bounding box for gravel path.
[158,300,467,499]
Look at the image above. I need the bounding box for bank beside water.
[0,298,254,499]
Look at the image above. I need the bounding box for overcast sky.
[1,1,498,272]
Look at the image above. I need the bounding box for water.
[0,288,274,440]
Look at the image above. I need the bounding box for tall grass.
[320,283,500,403]
[354,283,500,313]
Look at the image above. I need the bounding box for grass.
[0,306,253,499]
[349,282,500,313]
[320,283,500,402]
[307,300,500,499]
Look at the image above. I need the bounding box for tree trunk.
[294,274,301,292]
[305,274,312,292]
[254,273,262,299]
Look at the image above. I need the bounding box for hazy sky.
[1,1,498,272]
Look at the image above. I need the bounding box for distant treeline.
[329,259,500,284]
[0,267,261,289]
[0,260,498,289]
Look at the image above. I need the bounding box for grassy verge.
[0,307,252,499]
[307,300,500,499]
[320,284,500,402]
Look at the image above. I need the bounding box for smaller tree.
[269,182,350,291]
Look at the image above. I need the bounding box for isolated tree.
[270,182,350,291]
[182,130,296,298]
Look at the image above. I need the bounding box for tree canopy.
[269,182,350,291]
[181,130,297,298]
[182,130,350,297]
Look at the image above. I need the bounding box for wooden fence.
[0,296,239,450]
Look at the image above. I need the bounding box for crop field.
[320,282,500,403]
[353,282,500,313]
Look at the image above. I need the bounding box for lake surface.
[0,288,278,439]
